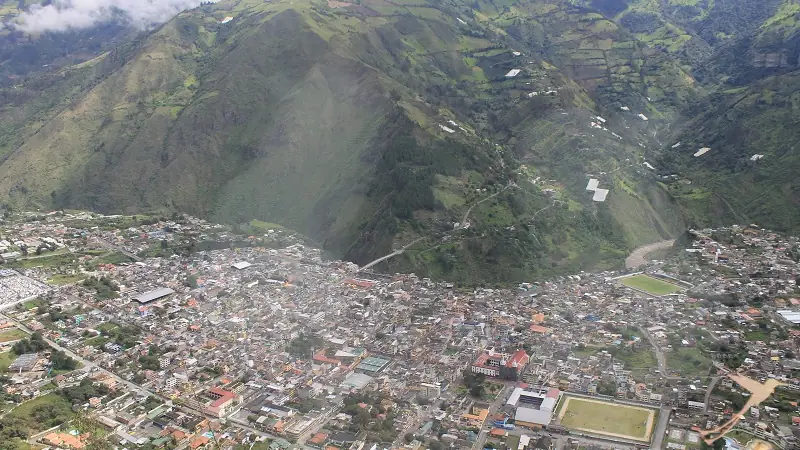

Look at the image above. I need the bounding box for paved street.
[650,406,672,450]
[472,383,514,450]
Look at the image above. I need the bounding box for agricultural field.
[619,274,683,296]
[557,397,656,441]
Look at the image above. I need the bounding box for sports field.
[557,397,656,441]
[620,274,682,296]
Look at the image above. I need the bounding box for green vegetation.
[0,0,691,284]
[46,273,86,285]
[0,0,798,283]
[612,346,658,369]
[620,274,683,295]
[92,323,140,349]
[0,350,14,372]
[0,328,26,343]
[81,276,120,300]
[287,333,323,359]
[462,368,489,398]
[11,333,78,372]
[0,393,74,442]
[559,397,654,440]
[668,347,713,377]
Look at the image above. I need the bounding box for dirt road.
[625,239,675,269]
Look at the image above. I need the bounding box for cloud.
[14,0,208,33]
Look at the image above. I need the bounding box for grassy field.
[47,273,86,285]
[0,328,26,343]
[668,347,713,377]
[21,298,46,310]
[620,274,683,295]
[0,350,15,372]
[558,397,655,441]
[5,393,74,434]
[615,347,658,369]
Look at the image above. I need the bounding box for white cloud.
[14,0,208,33]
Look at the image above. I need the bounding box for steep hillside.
[0,0,694,282]
[657,72,800,232]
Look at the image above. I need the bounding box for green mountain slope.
[0,0,700,282]
[658,71,800,232]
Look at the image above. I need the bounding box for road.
[359,184,514,272]
[650,406,672,450]
[3,311,281,446]
[0,312,158,397]
[94,237,142,262]
[704,377,719,412]
[358,236,426,272]
[625,239,675,269]
[461,184,511,225]
[637,326,667,377]
[471,384,514,450]
[391,404,429,448]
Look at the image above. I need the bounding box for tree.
[356,409,370,427]
[701,438,725,450]
[185,275,198,289]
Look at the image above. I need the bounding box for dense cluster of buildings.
[2,213,800,450]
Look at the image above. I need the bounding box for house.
[328,432,357,447]
[43,432,86,449]
[308,432,328,448]
[462,403,490,426]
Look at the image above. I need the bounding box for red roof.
[208,387,235,408]
[505,350,529,368]
[309,432,328,444]
[190,436,210,449]
[313,350,341,365]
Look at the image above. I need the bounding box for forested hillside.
[0,0,797,281]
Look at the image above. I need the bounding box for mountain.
[2,0,796,281]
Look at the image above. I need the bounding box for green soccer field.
[559,398,654,440]
[620,274,682,295]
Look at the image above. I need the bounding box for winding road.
[358,184,514,272]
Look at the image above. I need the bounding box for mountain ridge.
[2,0,797,281]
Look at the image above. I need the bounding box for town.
[1,210,800,450]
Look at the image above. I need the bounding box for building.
[42,432,86,449]
[462,403,490,427]
[777,310,800,325]
[508,387,561,428]
[355,356,390,374]
[187,387,242,418]
[472,350,529,380]
[340,372,373,391]
[419,382,442,399]
[8,353,43,372]
[134,287,175,304]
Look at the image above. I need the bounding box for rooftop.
[134,287,175,304]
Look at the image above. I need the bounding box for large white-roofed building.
[134,287,175,304]
[508,387,561,428]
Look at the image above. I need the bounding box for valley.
[0,0,797,282]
